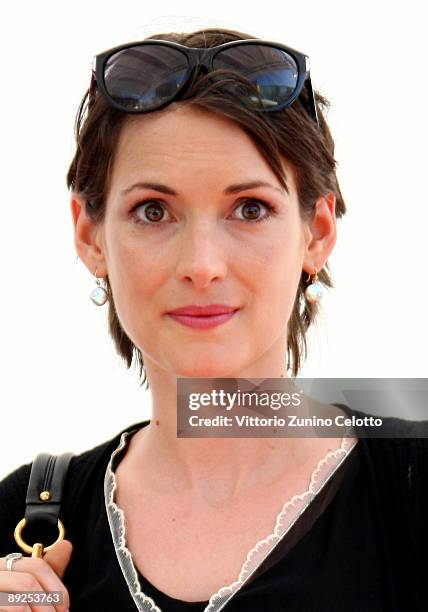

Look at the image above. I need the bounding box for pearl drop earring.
[90,267,108,306]
[304,266,323,304]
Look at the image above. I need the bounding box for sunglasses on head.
[89,38,320,128]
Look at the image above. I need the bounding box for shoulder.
[334,402,428,496]
[336,404,428,542]
[56,419,150,507]
[334,402,428,441]
[0,460,33,517]
[0,426,119,500]
[346,410,428,604]
[0,420,148,552]
[0,460,33,555]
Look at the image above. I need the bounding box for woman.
[0,27,426,611]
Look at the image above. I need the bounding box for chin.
[173,360,236,379]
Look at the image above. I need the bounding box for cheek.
[104,231,169,338]
[244,226,303,290]
[106,222,169,289]
[244,228,303,332]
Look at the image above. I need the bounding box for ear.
[70,193,107,277]
[302,193,337,274]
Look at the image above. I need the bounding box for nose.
[175,222,228,289]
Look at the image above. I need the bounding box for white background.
[1,0,427,478]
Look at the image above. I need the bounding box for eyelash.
[129,198,277,227]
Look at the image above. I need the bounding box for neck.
[127,361,335,504]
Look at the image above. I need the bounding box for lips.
[167,304,239,317]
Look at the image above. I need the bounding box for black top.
[1,408,427,612]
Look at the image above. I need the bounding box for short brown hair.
[67,27,346,388]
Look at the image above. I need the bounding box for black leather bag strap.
[25,452,74,531]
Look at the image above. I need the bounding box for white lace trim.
[104,427,358,612]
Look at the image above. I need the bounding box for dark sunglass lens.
[212,44,299,109]
[103,44,189,111]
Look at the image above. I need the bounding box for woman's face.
[82,105,335,378]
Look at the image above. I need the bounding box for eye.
[129,197,277,226]
[233,198,277,224]
[131,200,171,225]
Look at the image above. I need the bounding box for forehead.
[111,105,293,191]
[120,103,247,144]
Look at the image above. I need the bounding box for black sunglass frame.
[89,38,319,128]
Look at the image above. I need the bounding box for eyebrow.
[120,180,285,196]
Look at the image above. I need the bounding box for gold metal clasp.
[14,517,65,558]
